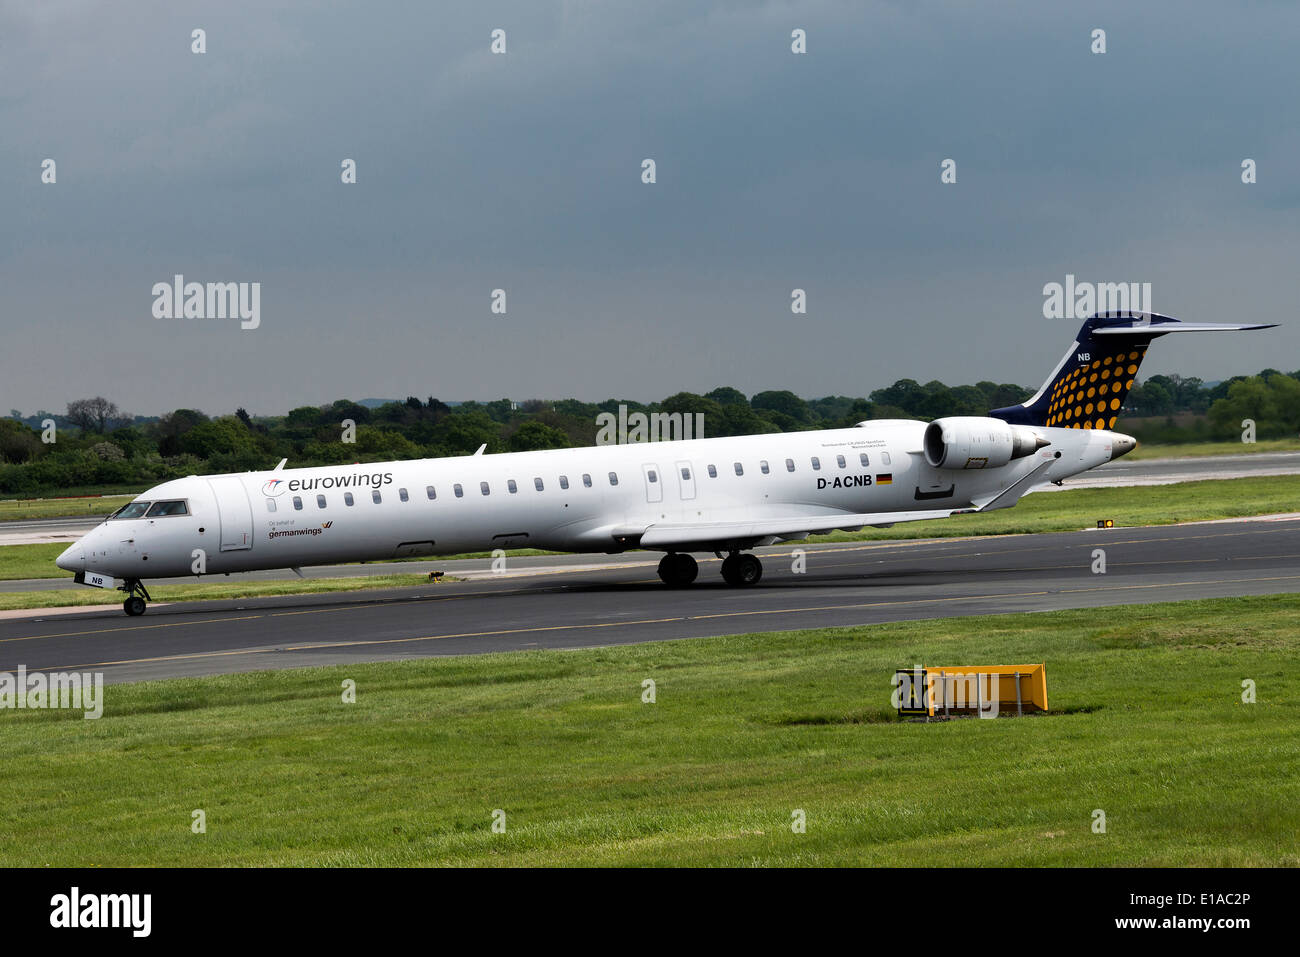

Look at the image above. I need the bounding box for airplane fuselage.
[57,420,1124,582]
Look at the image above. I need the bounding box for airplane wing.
[628,457,1059,550]
[635,507,969,549]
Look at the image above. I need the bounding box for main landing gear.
[657,553,699,587]
[720,552,763,587]
[656,552,763,587]
[121,579,151,616]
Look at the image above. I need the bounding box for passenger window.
[837,455,846,468]
[559,475,569,489]
[786,458,795,472]
[707,465,717,478]
[534,477,544,491]
[426,486,436,500]
[266,499,276,513]
[480,482,490,496]
[454,484,464,498]
[680,467,690,480]
[734,462,743,476]
[316,494,327,509]
[608,471,619,486]
[508,479,518,493]
[146,500,188,517]
[882,452,892,465]
[399,488,409,502]
[293,496,303,510]
[372,490,382,504]
[760,460,770,474]
[345,492,355,506]
[811,457,821,470]
[582,474,592,488]
[647,471,657,483]
[860,453,870,467]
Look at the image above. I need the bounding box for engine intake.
[923,416,1048,470]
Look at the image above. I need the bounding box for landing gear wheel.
[120,579,151,616]
[657,553,699,587]
[720,553,763,586]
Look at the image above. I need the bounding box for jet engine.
[923,416,1048,470]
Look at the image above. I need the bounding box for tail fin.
[989,311,1277,429]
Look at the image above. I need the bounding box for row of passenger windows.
[690,452,885,480]
[269,472,616,512]
[267,452,891,511]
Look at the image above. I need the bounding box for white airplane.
[56,312,1274,615]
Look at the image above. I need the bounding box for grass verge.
[0,594,1294,866]
[1124,438,1300,460]
[0,493,138,522]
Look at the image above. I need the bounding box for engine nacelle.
[923,416,1047,470]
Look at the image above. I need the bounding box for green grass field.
[1124,437,1300,460]
[0,493,137,522]
[804,473,1297,544]
[0,594,1294,866]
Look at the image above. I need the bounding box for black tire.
[123,596,147,616]
[658,553,699,587]
[736,554,763,585]
[721,554,762,586]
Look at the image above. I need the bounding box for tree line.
[2,370,1296,495]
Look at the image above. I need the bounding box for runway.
[2,516,1298,685]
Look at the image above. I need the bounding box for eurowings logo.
[322,522,333,529]
[262,479,287,497]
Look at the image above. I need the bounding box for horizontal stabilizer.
[1092,321,1277,334]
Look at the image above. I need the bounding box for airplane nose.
[56,542,85,572]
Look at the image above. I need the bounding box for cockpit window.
[145,500,188,517]
[112,502,152,520]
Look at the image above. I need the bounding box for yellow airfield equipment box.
[895,664,1048,718]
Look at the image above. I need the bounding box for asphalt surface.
[2,516,1297,684]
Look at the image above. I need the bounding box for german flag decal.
[876,473,893,485]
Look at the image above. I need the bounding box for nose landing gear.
[120,579,151,616]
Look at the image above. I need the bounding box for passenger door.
[207,476,254,551]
